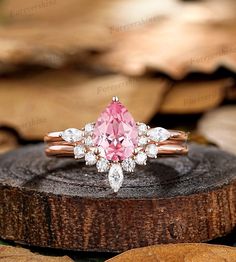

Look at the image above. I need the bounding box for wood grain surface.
[0,143,236,252]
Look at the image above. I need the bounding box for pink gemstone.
[93,100,138,161]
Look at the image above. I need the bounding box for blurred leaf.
[107,243,236,262]
[0,70,168,141]
[0,245,73,261]
[160,79,232,113]
[198,105,236,155]
[90,21,236,79]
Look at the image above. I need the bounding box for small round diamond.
[84,123,94,134]
[74,145,85,159]
[97,147,106,158]
[96,158,109,172]
[138,123,148,135]
[138,136,148,146]
[146,144,158,158]
[85,136,94,146]
[61,128,83,142]
[122,158,136,172]
[85,152,97,165]
[135,151,147,165]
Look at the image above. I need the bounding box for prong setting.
[112,96,119,102]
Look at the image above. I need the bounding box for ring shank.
[44,130,188,157]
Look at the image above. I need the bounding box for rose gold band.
[44,130,188,157]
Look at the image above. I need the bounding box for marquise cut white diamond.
[135,151,147,165]
[74,145,85,159]
[96,158,109,172]
[147,127,170,142]
[85,152,97,165]
[84,123,94,134]
[138,123,148,135]
[122,158,136,172]
[61,128,83,142]
[146,144,158,158]
[108,164,124,192]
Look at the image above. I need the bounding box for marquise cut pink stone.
[93,101,138,161]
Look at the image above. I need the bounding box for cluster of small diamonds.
[61,123,110,172]
[121,123,169,173]
[61,123,171,174]
[60,123,171,192]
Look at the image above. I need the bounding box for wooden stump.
[0,143,236,252]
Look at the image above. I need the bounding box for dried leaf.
[0,245,72,262]
[0,1,112,71]
[160,78,232,113]
[107,243,236,262]
[90,21,236,79]
[0,70,169,140]
[1,0,236,78]
[198,106,236,154]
